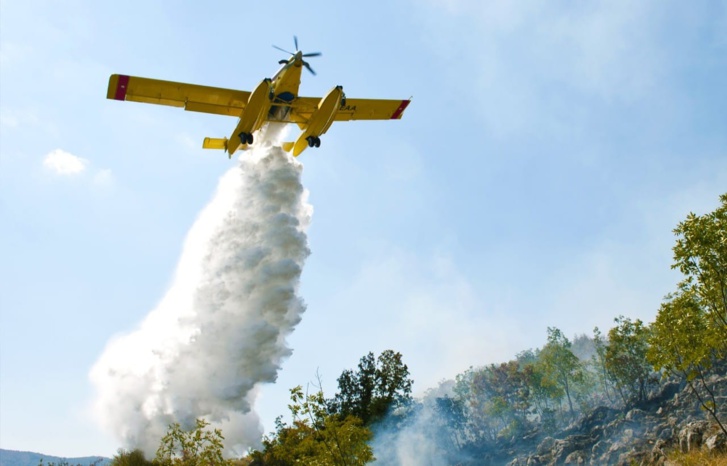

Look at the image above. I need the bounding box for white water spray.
[90,125,312,455]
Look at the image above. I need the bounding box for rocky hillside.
[504,375,727,465]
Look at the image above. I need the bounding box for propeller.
[273,36,321,75]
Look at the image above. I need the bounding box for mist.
[89,124,312,456]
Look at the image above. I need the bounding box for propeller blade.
[303,61,316,76]
[273,45,294,55]
[302,52,322,57]
[294,35,299,51]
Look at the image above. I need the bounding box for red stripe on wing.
[114,75,130,101]
[390,99,410,119]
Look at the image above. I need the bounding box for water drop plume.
[90,124,312,455]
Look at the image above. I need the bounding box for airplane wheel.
[307,136,315,147]
[314,137,321,148]
[239,132,253,145]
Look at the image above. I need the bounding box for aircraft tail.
[204,137,252,159]
[202,137,228,150]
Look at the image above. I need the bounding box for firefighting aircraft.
[107,37,411,157]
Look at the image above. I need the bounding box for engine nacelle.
[227,78,273,155]
[291,86,344,156]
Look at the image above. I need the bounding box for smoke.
[89,124,312,456]
[372,405,449,466]
[371,383,474,466]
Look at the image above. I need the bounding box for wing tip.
[107,74,130,101]
[390,99,411,119]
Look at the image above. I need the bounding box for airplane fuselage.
[270,52,304,106]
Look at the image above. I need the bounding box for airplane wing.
[288,97,410,125]
[107,74,250,117]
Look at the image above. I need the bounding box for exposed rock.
[505,375,727,466]
[625,408,646,422]
[536,436,555,456]
[563,450,585,464]
[678,420,709,452]
[656,424,672,440]
[705,430,726,453]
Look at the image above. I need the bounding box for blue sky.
[1,0,726,457]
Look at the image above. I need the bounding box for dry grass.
[664,448,727,465]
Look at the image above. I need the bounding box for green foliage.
[671,193,727,346]
[591,326,617,406]
[604,316,653,405]
[331,350,413,426]
[109,449,153,466]
[432,395,468,449]
[648,193,727,436]
[154,419,230,466]
[471,361,532,435]
[537,327,586,417]
[648,290,711,379]
[249,385,374,465]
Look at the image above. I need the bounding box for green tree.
[537,327,585,418]
[110,449,154,466]
[155,419,230,466]
[469,361,533,437]
[649,290,727,436]
[604,316,653,405]
[331,350,413,425]
[590,327,617,406]
[249,385,374,465]
[671,193,727,346]
[452,367,500,442]
[517,349,562,427]
[648,193,727,436]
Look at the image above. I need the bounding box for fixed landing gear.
[239,132,254,145]
[306,136,321,148]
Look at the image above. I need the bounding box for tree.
[432,395,468,450]
[671,193,727,346]
[154,419,229,466]
[649,289,727,436]
[249,385,374,465]
[517,349,564,422]
[648,193,727,436]
[331,350,413,425]
[537,327,586,418]
[590,327,617,406]
[109,449,154,466]
[604,316,653,405]
[469,361,533,437]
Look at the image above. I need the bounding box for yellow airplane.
[107,37,411,157]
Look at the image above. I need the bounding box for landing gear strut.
[306,136,321,148]
[239,132,254,145]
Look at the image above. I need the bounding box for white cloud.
[43,149,88,175]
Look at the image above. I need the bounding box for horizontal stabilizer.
[202,137,228,150]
